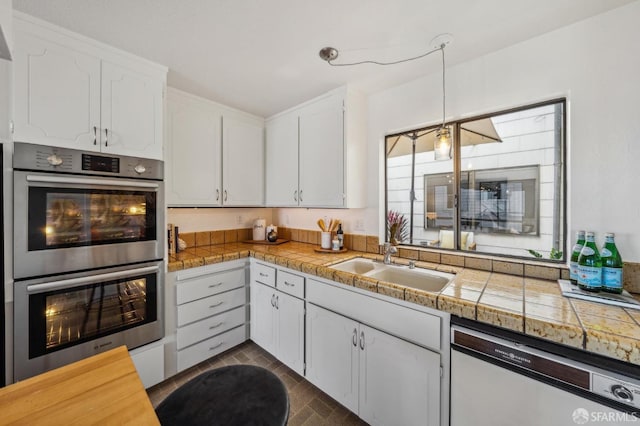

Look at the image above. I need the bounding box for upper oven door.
[14,171,165,279]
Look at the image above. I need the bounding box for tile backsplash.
[175,226,640,293]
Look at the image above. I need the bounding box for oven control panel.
[13,142,163,180]
[593,373,640,408]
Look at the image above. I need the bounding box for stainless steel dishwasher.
[451,318,640,426]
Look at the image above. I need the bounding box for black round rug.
[155,364,290,426]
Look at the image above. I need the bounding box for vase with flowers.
[386,210,409,245]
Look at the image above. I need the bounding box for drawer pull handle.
[208,282,223,288]
[209,322,224,330]
[209,301,224,309]
[259,272,269,277]
[284,281,294,287]
[209,341,224,351]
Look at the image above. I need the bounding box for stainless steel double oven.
[13,142,164,381]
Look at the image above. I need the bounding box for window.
[385,100,565,261]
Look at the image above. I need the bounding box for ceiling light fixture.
[319,34,453,160]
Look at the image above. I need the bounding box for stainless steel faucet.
[383,242,397,265]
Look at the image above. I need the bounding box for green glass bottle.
[577,231,602,292]
[569,230,585,285]
[601,233,623,294]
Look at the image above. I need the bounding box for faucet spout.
[383,242,398,265]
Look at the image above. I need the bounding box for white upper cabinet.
[165,87,264,207]
[298,93,345,207]
[165,88,222,206]
[222,115,264,206]
[265,86,366,208]
[12,13,167,159]
[265,112,298,206]
[100,61,164,158]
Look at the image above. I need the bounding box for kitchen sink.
[329,257,453,293]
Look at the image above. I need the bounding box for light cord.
[326,45,443,67]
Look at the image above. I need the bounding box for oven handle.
[26,265,160,293]
[26,174,160,189]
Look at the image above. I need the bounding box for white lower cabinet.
[168,260,249,375]
[306,303,442,426]
[250,279,304,375]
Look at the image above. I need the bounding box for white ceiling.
[12,0,635,117]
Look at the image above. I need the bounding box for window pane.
[459,103,564,258]
[385,127,453,246]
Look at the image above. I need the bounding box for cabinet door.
[250,281,276,355]
[275,291,304,375]
[166,90,222,206]
[101,61,163,159]
[359,324,441,426]
[265,112,299,206]
[222,115,264,206]
[298,94,345,207]
[13,29,101,150]
[305,304,358,413]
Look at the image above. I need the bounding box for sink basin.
[329,258,377,275]
[367,268,450,293]
[329,257,453,293]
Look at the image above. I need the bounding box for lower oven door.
[14,261,164,381]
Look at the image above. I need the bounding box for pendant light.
[432,34,452,160]
[319,34,453,160]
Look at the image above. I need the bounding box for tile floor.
[147,340,368,425]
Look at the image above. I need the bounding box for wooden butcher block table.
[0,346,159,425]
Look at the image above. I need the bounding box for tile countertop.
[168,241,640,366]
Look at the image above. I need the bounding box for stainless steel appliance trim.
[26,265,160,293]
[26,174,160,189]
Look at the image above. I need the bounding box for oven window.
[29,273,157,358]
[28,188,157,250]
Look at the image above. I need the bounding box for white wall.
[368,1,640,261]
[167,207,275,233]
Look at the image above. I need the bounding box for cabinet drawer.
[177,287,246,327]
[277,270,304,299]
[177,325,247,372]
[176,268,245,305]
[177,306,246,350]
[253,263,276,287]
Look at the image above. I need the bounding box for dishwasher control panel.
[592,373,640,408]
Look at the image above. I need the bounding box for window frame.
[384,98,567,262]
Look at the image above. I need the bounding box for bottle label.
[601,248,612,257]
[580,247,595,256]
[570,261,579,281]
[603,267,623,289]
[577,265,601,288]
[572,244,583,253]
